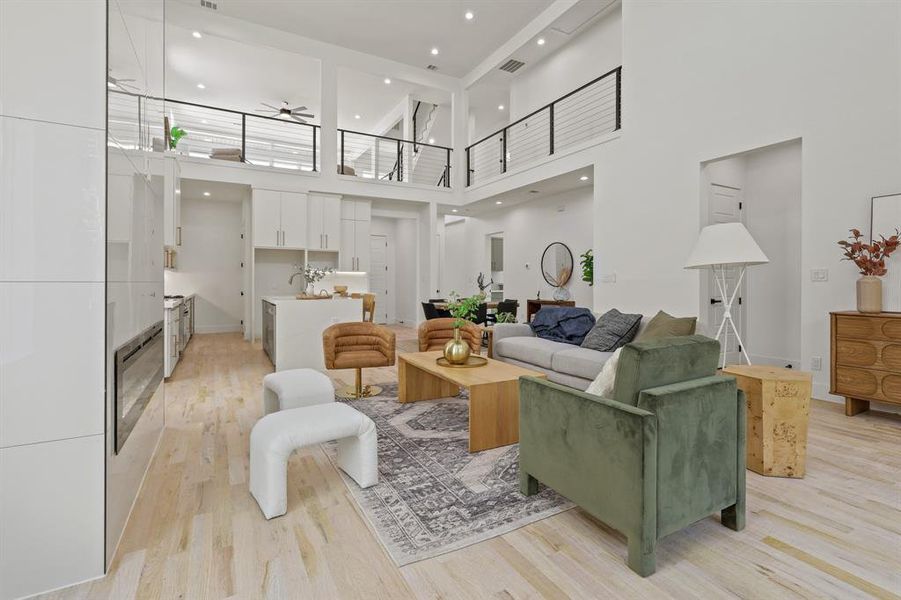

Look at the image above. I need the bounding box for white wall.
[593,0,901,402]
[0,1,109,598]
[441,187,594,320]
[744,141,803,367]
[509,5,622,121]
[165,196,246,333]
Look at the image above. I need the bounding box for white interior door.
[707,183,745,365]
[369,235,389,323]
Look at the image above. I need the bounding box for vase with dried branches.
[838,228,900,313]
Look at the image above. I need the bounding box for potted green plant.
[444,292,483,364]
[580,249,594,286]
[169,125,187,150]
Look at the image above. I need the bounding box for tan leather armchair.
[323,322,396,398]
[418,318,482,353]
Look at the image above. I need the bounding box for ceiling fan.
[256,101,315,124]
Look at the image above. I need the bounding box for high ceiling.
[170,0,554,77]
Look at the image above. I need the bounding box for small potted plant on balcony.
[444,292,483,364]
[838,227,900,313]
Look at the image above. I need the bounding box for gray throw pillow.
[580,309,642,352]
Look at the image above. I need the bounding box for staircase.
[410,101,442,185]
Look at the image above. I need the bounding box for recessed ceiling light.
[495,201,503,205]
[464,10,474,20]
[354,114,361,119]
[428,137,435,144]
[580,175,589,181]
[452,209,458,213]
[537,37,546,46]
[384,77,391,84]
[203,191,211,197]
[192,31,202,39]
[196,83,205,89]
[497,104,505,110]
[201,119,208,124]
[175,189,180,194]
[431,47,439,55]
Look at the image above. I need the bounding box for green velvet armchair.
[518,335,746,576]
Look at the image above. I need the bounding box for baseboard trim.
[194,325,242,334]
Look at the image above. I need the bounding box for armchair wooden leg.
[627,535,656,577]
[721,501,745,531]
[520,471,539,496]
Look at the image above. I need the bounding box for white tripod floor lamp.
[685,222,769,368]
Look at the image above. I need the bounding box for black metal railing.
[338,129,452,187]
[108,89,320,172]
[465,66,622,186]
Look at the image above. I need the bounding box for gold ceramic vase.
[444,328,471,365]
[857,275,883,313]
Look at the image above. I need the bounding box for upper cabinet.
[252,189,308,249]
[308,193,341,251]
[341,198,371,222]
[163,156,181,248]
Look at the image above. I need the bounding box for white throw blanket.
[585,347,622,397]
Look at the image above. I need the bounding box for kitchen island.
[261,295,363,371]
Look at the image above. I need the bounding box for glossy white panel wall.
[0,1,107,598]
[104,0,167,568]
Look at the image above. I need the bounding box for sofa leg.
[627,536,656,577]
[519,471,539,496]
[721,501,745,531]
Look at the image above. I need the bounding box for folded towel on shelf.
[210,147,244,161]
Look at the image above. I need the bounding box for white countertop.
[261,295,363,306]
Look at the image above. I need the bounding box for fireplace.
[114,320,164,453]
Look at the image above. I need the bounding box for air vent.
[426,64,438,71]
[200,0,217,9]
[499,59,525,73]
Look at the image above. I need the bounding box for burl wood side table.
[722,365,812,478]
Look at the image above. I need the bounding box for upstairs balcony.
[465,67,622,187]
[108,90,453,189]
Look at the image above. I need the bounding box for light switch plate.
[811,356,823,371]
[599,273,616,284]
[811,269,829,282]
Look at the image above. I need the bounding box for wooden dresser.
[830,311,901,415]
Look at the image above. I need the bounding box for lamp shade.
[684,222,769,269]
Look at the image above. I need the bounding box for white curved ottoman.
[249,403,378,519]
[263,368,335,415]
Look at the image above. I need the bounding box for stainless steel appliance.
[114,320,164,453]
[262,300,276,363]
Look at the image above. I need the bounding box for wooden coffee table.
[397,351,546,452]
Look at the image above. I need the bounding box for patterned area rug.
[323,383,573,566]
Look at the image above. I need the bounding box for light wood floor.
[41,328,901,599]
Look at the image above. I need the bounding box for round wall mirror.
[541,242,574,287]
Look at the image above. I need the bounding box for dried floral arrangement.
[838,228,900,276]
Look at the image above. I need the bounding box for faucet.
[288,271,304,285]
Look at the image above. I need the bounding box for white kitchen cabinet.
[340,218,371,272]
[307,193,341,251]
[341,198,371,222]
[163,156,181,248]
[252,189,307,249]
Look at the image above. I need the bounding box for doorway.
[487,232,504,302]
[369,234,390,323]
[700,139,802,368]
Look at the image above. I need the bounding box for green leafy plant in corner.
[446,291,484,329]
[169,126,187,149]
[580,249,594,286]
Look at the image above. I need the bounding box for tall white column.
[0,1,107,598]
[320,58,339,183]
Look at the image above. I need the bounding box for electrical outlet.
[811,269,829,282]
[810,356,823,371]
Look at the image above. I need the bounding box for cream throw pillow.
[585,347,622,398]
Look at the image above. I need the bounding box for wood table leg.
[398,359,460,403]
[468,379,520,452]
[845,397,870,416]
